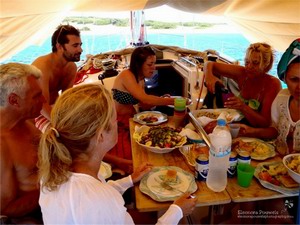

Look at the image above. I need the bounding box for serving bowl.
[283,153,300,183]
[133,125,187,154]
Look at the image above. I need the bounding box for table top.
[130,118,231,212]
[226,156,292,203]
[129,118,299,212]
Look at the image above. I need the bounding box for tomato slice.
[270,178,281,186]
[164,143,172,148]
[259,171,273,183]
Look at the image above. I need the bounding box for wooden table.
[129,117,299,224]
[129,118,231,212]
[226,156,298,203]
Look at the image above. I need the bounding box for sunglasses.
[55,25,72,45]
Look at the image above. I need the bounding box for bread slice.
[279,175,299,188]
[164,170,177,183]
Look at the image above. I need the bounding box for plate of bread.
[139,166,197,202]
[179,143,209,167]
[232,138,276,160]
[254,161,299,196]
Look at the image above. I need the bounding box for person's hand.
[131,162,153,183]
[223,96,246,111]
[174,193,197,216]
[238,123,253,136]
[205,76,222,94]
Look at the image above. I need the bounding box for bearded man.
[32,25,82,131]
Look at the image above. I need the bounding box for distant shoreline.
[74,23,241,35]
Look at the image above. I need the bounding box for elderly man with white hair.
[0,63,45,224]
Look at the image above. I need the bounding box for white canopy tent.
[1,0,300,61]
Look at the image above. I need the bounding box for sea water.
[0,33,284,87]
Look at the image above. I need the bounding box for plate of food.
[139,166,198,202]
[191,108,244,123]
[133,125,187,153]
[133,111,168,125]
[179,143,209,167]
[232,138,276,160]
[254,161,299,195]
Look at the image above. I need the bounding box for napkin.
[180,128,202,141]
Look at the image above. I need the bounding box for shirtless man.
[0,63,46,223]
[32,24,82,124]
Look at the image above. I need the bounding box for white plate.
[232,137,276,160]
[97,162,112,179]
[191,108,244,123]
[133,111,168,125]
[139,166,198,202]
[254,162,299,196]
[166,96,193,108]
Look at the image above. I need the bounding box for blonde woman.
[239,39,300,155]
[38,84,196,224]
[204,42,282,127]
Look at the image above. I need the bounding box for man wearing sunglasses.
[32,25,82,132]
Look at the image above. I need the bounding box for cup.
[237,163,255,187]
[229,123,240,138]
[222,92,234,106]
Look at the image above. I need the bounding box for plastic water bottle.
[206,119,232,192]
[173,98,186,128]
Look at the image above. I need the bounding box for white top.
[40,173,183,225]
[271,89,300,155]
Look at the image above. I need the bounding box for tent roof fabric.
[1,0,300,61]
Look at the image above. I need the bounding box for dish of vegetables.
[133,125,187,153]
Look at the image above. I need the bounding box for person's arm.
[120,70,175,106]
[103,154,133,174]
[238,124,278,139]
[106,162,153,194]
[32,60,52,120]
[0,148,39,217]
[204,61,245,94]
[60,62,77,92]
[156,193,197,225]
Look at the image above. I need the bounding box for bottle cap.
[217,119,226,126]
[174,98,186,111]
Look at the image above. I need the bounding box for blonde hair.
[245,42,274,73]
[38,84,114,191]
[0,63,41,106]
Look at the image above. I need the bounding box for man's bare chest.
[1,132,39,186]
[49,72,65,91]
